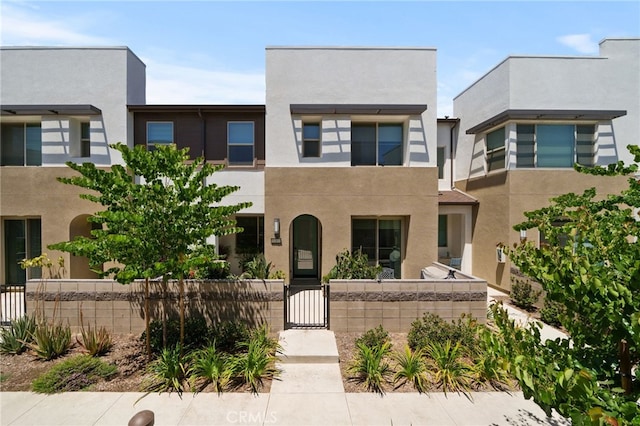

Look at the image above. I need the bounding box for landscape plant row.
[347,317,514,395]
[142,323,279,396]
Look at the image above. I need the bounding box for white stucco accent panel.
[453,38,640,180]
[266,47,438,168]
[206,170,265,214]
[0,47,145,166]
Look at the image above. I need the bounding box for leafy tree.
[489,145,640,424]
[50,143,251,357]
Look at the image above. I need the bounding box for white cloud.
[0,2,113,46]
[143,58,265,105]
[557,34,599,55]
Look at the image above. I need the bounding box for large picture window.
[4,219,41,284]
[228,122,255,165]
[516,124,594,168]
[351,123,403,166]
[147,122,174,151]
[1,123,42,166]
[352,218,402,278]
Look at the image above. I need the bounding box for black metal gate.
[284,283,330,329]
[1,284,27,326]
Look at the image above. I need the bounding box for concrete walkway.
[1,288,572,426]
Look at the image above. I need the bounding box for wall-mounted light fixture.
[520,229,527,242]
[274,218,280,238]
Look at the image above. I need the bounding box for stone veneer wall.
[25,279,285,334]
[328,278,487,333]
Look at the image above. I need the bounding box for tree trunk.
[145,277,151,362]
[619,339,632,394]
[179,276,185,357]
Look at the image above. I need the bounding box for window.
[302,123,321,158]
[517,124,595,168]
[437,147,445,179]
[80,122,91,158]
[352,218,402,278]
[486,127,505,172]
[228,122,254,165]
[1,123,42,166]
[146,122,173,151]
[3,219,41,284]
[351,123,403,166]
[236,216,264,255]
[438,215,448,247]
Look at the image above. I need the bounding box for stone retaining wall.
[26,279,285,334]
[328,278,487,332]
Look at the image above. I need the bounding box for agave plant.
[27,321,72,360]
[426,340,473,396]
[0,314,37,355]
[347,340,393,394]
[77,323,113,357]
[393,345,429,393]
[188,345,233,394]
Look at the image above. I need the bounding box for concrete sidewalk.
[1,390,568,425]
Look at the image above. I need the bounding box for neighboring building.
[453,38,640,290]
[0,47,145,284]
[128,104,266,274]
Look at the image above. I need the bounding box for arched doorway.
[291,215,321,281]
[69,215,101,279]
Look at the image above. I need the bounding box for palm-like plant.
[188,346,233,394]
[0,314,36,355]
[426,340,472,396]
[142,345,187,396]
[347,341,393,394]
[393,345,429,393]
[230,337,278,394]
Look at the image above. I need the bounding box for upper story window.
[351,123,403,166]
[437,147,445,179]
[517,124,595,168]
[147,122,174,151]
[1,123,42,166]
[80,122,91,158]
[302,123,321,158]
[486,127,506,172]
[228,122,254,166]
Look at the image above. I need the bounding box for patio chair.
[449,257,462,270]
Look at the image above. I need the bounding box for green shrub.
[0,314,37,355]
[322,249,382,283]
[408,313,480,355]
[28,322,72,360]
[241,254,273,279]
[540,297,564,328]
[77,324,112,357]
[141,314,210,354]
[230,334,278,394]
[347,341,393,394]
[426,340,472,396]
[142,345,187,396]
[210,321,250,354]
[188,346,233,394]
[31,355,117,393]
[510,278,541,311]
[355,325,390,350]
[393,345,428,392]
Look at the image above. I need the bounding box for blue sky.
[1,1,639,116]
